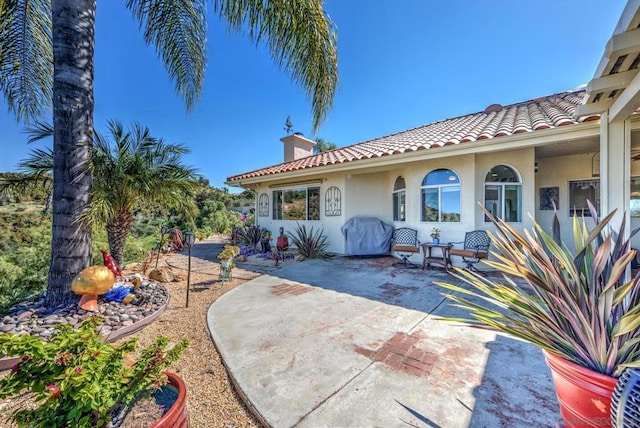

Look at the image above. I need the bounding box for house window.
[569,179,600,217]
[258,193,269,217]
[421,169,461,222]
[273,187,320,220]
[392,177,406,221]
[484,165,521,222]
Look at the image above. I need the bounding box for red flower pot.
[276,236,289,251]
[543,350,617,428]
[152,372,190,428]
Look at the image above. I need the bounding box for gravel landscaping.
[0,251,263,427]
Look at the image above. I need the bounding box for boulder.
[148,267,175,283]
[172,272,187,282]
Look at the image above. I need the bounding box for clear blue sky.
[0,1,628,189]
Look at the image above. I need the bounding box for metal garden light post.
[155,225,170,268]
[184,231,196,308]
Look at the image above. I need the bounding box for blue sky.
[0,1,628,189]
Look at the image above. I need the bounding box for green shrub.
[0,316,188,427]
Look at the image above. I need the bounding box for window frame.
[568,179,600,217]
[420,169,461,223]
[272,186,321,221]
[484,165,522,223]
[392,177,406,222]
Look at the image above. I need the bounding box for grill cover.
[341,216,393,256]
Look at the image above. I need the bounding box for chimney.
[280,132,317,162]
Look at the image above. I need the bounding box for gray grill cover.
[341,217,393,256]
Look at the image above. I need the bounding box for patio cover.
[341,217,393,256]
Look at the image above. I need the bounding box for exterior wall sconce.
[184,231,196,308]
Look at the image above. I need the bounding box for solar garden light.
[184,231,196,308]
[155,225,171,268]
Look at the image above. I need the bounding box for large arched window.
[484,165,521,222]
[421,169,461,222]
[392,177,406,221]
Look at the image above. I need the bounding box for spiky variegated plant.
[288,223,329,259]
[436,201,640,376]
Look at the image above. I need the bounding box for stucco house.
[226,1,640,267]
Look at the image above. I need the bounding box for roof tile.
[227,90,599,182]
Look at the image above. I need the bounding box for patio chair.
[392,227,420,268]
[449,230,491,272]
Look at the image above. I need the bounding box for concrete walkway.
[207,255,561,427]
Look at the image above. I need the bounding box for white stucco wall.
[244,140,640,266]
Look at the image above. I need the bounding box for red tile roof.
[227,90,598,183]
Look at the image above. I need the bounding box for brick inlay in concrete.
[354,332,437,378]
[271,283,312,296]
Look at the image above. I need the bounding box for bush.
[288,223,329,259]
[234,225,262,247]
[0,316,187,427]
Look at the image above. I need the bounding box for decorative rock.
[0,280,169,347]
[16,311,34,322]
[148,267,175,283]
[295,254,306,262]
[172,272,187,282]
[0,325,15,333]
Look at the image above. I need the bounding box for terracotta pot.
[543,350,617,428]
[276,236,289,251]
[152,372,190,428]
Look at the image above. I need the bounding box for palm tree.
[11,120,199,266]
[0,0,338,307]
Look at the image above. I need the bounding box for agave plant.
[233,225,263,248]
[436,201,640,376]
[288,223,329,259]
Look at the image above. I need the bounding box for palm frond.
[214,0,338,131]
[0,0,52,122]
[126,0,207,110]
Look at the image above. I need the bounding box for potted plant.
[435,202,640,428]
[430,227,440,245]
[260,228,272,253]
[0,316,189,427]
[217,244,239,283]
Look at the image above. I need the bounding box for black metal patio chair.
[392,227,420,268]
[449,230,491,272]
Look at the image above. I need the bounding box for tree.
[315,137,337,153]
[7,120,199,266]
[0,0,338,307]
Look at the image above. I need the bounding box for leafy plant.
[0,316,188,427]
[430,227,440,239]
[217,244,240,261]
[234,225,263,247]
[436,202,640,376]
[288,223,329,259]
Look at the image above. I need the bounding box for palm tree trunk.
[46,0,95,308]
[106,210,134,268]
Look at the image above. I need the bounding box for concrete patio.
[207,256,561,427]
